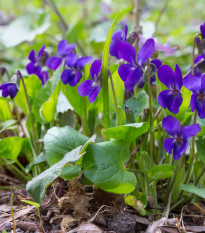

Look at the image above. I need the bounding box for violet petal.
[162,115,179,137]
[158,65,175,89]
[164,138,174,154]
[173,139,188,160]
[137,38,155,67]
[117,41,136,66]
[90,60,102,80]
[118,64,133,82]
[180,124,201,139]
[124,67,143,91]
[78,79,93,96]
[46,56,62,70]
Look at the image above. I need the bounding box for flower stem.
[19,73,38,154]
[109,70,120,126]
[102,72,109,132]
[184,110,197,184]
[11,193,16,233]
[82,93,88,135]
[164,159,180,204]
[147,60,154,166]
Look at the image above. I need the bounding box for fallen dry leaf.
[67,222,103,233]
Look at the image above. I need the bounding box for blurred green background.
[0,0,205,77]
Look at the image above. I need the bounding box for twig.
[155,0,170,34]
[124,133,146,168]
[124,107,162,168]
[48,0,68,32]
[184,57,204,77]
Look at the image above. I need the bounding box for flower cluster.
[26,44,49,85]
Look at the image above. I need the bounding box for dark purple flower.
[158,64,183,114]
[46,40,75,71]
[187,55,205,77]
[109,24,128,59]
[117,38,155,91]
[0,72,20,99]
[183,73,205,119]
[78,60,102,103]
[61,54,92,87]
[26,44,49,85]
[162,115,200,160]
[200,22,205,39]
[138,58,162,88]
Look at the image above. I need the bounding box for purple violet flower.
[183,73,205,119]
[46,40,75,71]
[138,58,162,88]
[200,22,205,39]
[0,72,20,99]
[26,44,49,85]
[162,115,200,160]
[158,64,183,114]
[109,24,128,59]
[117,38,155,91]
[61,54,92,87]
[78,60,102,103]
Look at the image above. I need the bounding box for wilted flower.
[61,54,92,86]
[0,71,20,99]
[158,64,183,114]
[78,60,102,103]
[162,115,200,160]
[138,58,162,88]
[26,44,49,85]
[183,73,205,119]
[109,24,128,59]
[46,40,75,70]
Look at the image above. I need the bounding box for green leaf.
[15,75,42,115]
[0,14,50,48]
[103,123,149,144]
[66,20,85,42]
[196,139,205,163]
[83,140,137,194]
[61,165,81,180]
[124,90,149,120]
[44,126,88,165]
[0,137,24,161]
[0,99,12,121]
[148,164,175,181]
[21,200,40,208]
[102,11,123,130]
[180,184,205,199]
[27,146,83,204]
[40,81,61,123]
[0,119,17,133]
[25,152,47,173]
[33,63,64,123]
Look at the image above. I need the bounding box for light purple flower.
[46,40,75,70]
[78,60,102,103]
[139,34,177,56]
[163,115,200,160]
